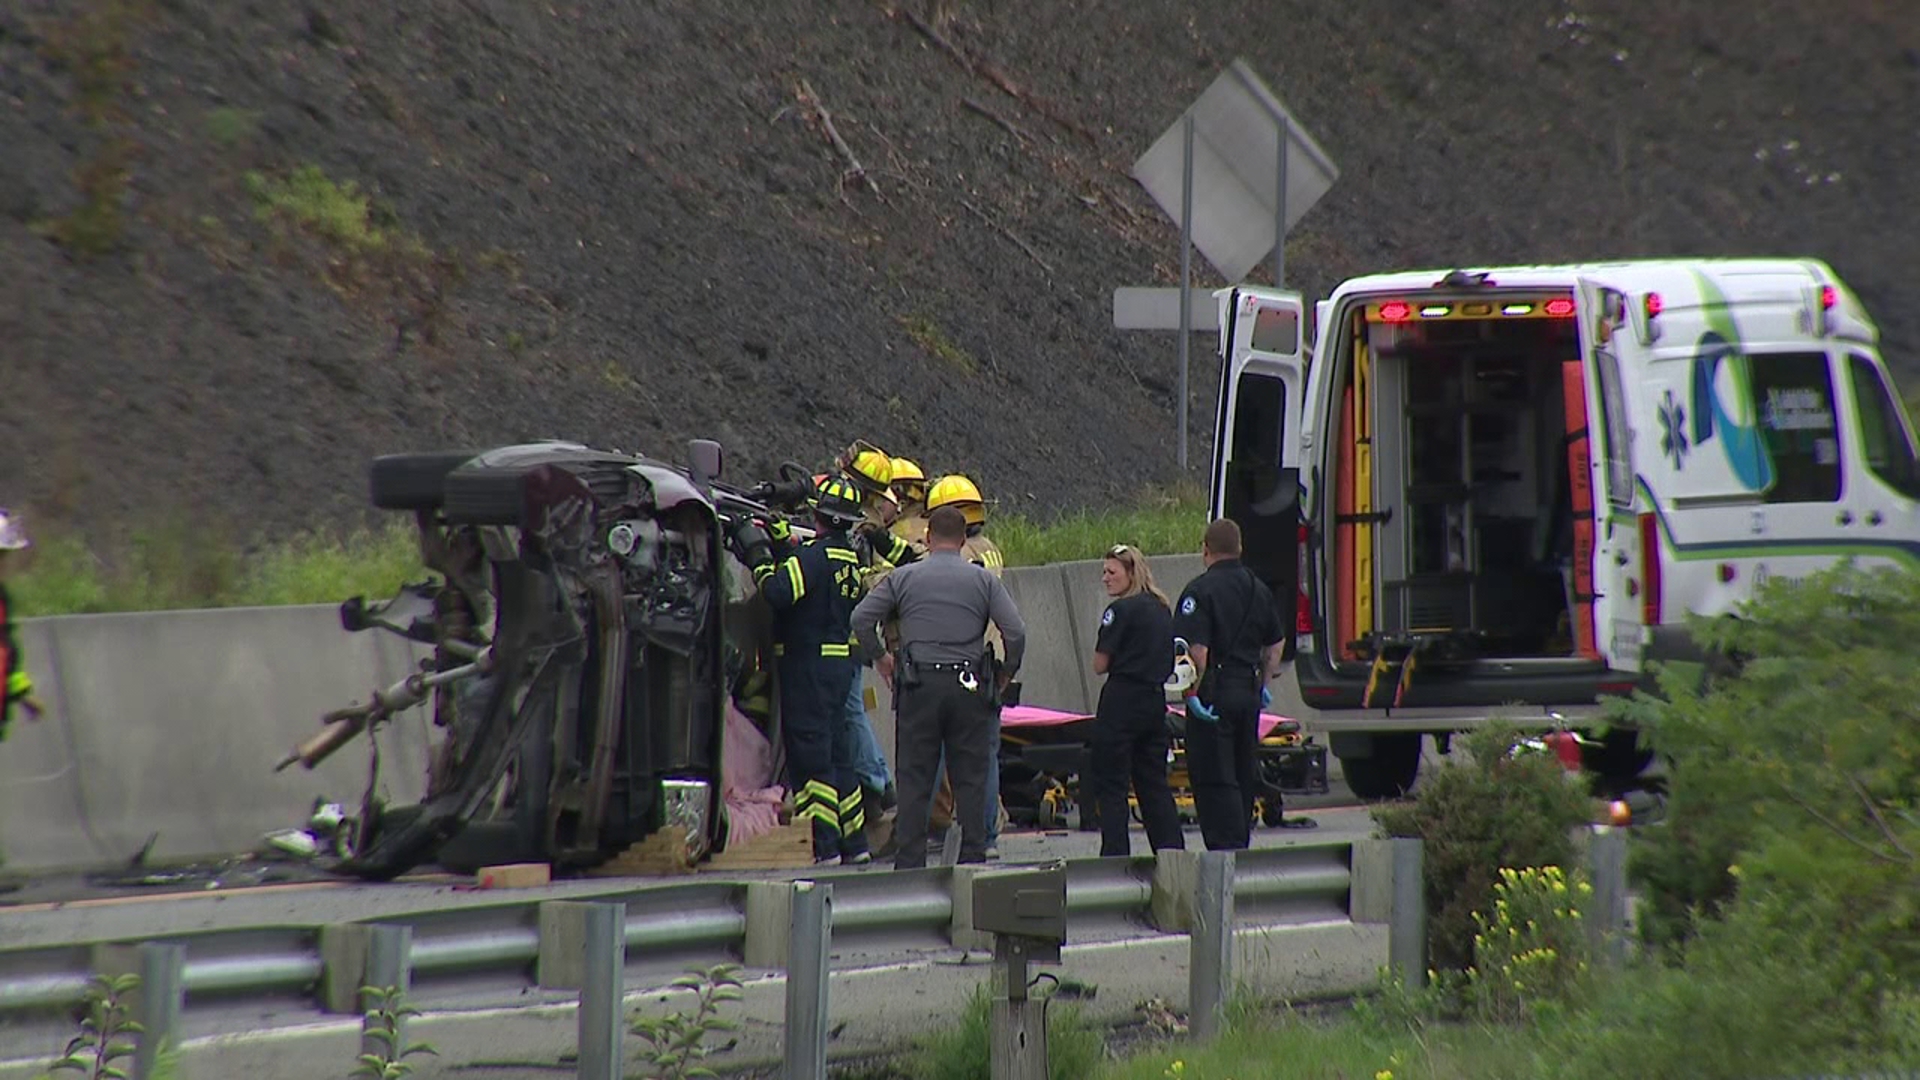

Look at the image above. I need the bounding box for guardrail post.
[951,865,995,953]
[1389,837,1426,989]
[1189,850,1235,1042]
[744,881,795,969]
[361,924,413,1063]
[577,901,626,1080]
[1149,849,1199,932]
[133,942,185,1080]
[1586,826,1630,968]
[784,880,832,1080]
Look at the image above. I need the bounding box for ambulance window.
[1846,353,1920,499]
[1250,306,1300,355]
[1592,349,1634,508]
[1231,372,1288,465]
[1747,352,1841,504]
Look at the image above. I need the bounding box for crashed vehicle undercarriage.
[276,439,820,881]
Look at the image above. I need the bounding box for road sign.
[1112,287,1218,332]
[1131,60,1340,285]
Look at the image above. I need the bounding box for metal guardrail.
[0,841,1357,1020]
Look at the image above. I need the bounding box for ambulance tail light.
[1296,523,1313,635]
[1639,513,1663,627]
[1543,297,1577,318]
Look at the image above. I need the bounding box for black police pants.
[779,656,867,860]
[1092,682,1187,857]
[892,670,994,870]
[1185,679,1260,851]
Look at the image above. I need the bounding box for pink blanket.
[1000,702,1296,739]
[721,703,787,848]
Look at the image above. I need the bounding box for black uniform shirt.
[1172,558,1282,671]
[1095,592,1175,687]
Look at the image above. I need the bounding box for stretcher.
[995,703,1330,831]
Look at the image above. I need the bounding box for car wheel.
[369,452,478,511]
[1339,733,1422,801]
[442,466,534,526]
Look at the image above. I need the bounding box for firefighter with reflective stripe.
[839,442,923,573]
[740,476,872,864]
[0,509,46,742]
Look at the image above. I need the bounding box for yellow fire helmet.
[926,474,987,527]
[843,439,894,497]
[890,457,928,505]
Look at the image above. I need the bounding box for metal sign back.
[1131,59,1339,284]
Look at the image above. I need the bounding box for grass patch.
[11,520,421,618]
[203,106,263,147]
[993,486,1208,567]
[898,313,978,375]
[244,164,425,257]
[908,983,1104,1080]
[13,490,1211,617]
[1096,1007,1536,1080]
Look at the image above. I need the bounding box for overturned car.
[277,439,820,881]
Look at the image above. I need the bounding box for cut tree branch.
[900,4,973,75]
[961,198,1052,275]
[1779,783,1907,865]
[1848,772,1916,861]
[961,96,1031,145]
[796,78,882,201]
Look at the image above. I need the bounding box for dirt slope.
[2,0,1915,540]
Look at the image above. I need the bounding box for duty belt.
[773,642,853,658]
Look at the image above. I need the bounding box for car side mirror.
[688,439,724,490]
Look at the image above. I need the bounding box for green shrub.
[910,983,1104,1080]
[1370,723,1594,972]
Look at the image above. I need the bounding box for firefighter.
[734,476,872,865]
[889,457,931,547]
[922,474,1010,855]
[0,509,46,742]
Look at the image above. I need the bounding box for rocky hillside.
[3,0,1915,540]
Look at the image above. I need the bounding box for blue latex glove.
[1185,694,1219,723]
[1261,685,1273,710]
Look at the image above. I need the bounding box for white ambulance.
[1210,259,1920,799]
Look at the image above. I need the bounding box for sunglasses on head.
[1107,544,1133,560]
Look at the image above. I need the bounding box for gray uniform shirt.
[850,550,1027,674]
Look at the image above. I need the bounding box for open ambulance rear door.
[1572,277,1648,673]
[1210,286,1308,656]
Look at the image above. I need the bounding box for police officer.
[1091,544,1187,857]
[737,476,873,865]
[923,474,1009,854]
[850,506,1026,870]
[1172,518,1296,851]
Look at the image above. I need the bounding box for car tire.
[1339,733,1422,801]
[369,451,479,511]
[442,466,534,526]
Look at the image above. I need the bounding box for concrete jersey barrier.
[0,551,1221,874]
[1,606,430,873]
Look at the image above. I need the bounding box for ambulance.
[1210,259,1920,799]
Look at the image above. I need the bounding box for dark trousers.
[892,670,994,870]
[1185,676,1259,851]
[1092,682,1187,858]
[779,656,867,860]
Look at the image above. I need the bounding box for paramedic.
[0,509,45,742]
[1090,544,1186,857]
[738,476,872,865]
[1172,518,1292,850]
[850,506,1026,870]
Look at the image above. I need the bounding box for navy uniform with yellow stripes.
[753,476,872,864]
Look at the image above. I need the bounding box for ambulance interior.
[1331,297,1591,663]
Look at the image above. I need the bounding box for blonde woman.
[1089,544,1187,857]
